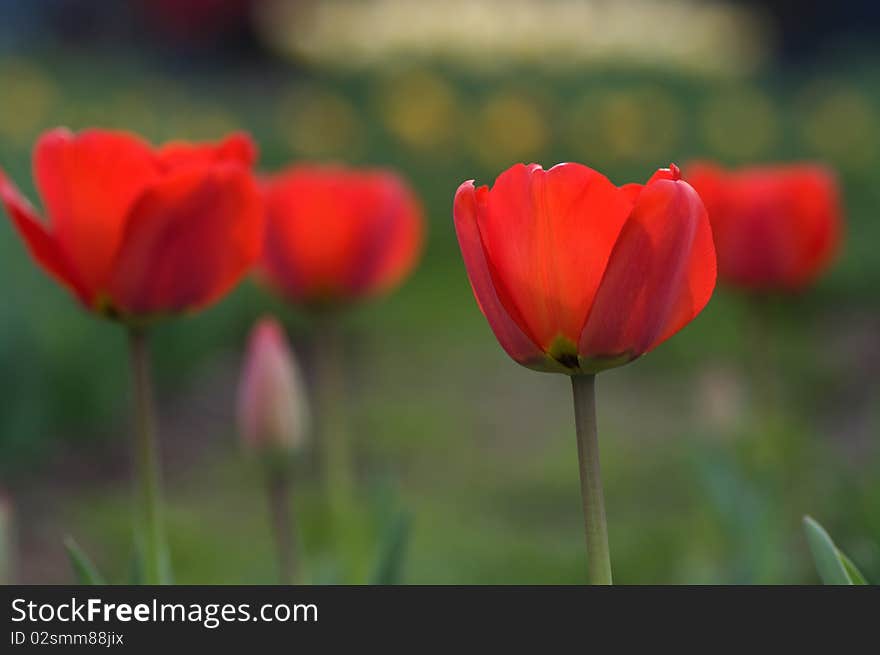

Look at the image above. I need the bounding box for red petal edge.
[578,175,716,361]
[453,180,546,368]
[0,168,91,305]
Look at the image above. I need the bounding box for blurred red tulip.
[0,128,263,320]
[260,165,424,306]
[238,316,309,454]
[454,163,716,374]
[685,162,842,291]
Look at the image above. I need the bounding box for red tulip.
[685,162,842,291]
[259,165,424,306]
[0,128,263,320]
[454,162,716,374]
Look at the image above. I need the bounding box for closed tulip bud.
[237,317,309,454]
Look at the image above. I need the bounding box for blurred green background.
[0,0,878,584]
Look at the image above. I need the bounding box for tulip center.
[547,335,581,371]
[95,294,123,321]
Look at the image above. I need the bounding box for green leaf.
[127,550,144,586]
[63,536,106,585]
[838,550,868,585]
[803,516,869,585]
[369,510,412,585]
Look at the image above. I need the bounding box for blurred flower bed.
[0,50,878,583]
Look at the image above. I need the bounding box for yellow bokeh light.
[701,87,778,161]
[0,58,58,145]
[471,91,549,168]
[376,69,461,151]
[277,86,363,158]
[798,83,876,169]
[568,87,682,164]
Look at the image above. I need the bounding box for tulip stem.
[314,318,354,518]
[127,327,171,585]
[266,467,298,585]
[571,374,612,585]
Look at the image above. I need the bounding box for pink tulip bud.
[237,317,309,453]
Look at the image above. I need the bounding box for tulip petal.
[453,180,546,367]
[108,165,263,316]
[478,163,633,352]
[618,183,644,204]
[156,132,258,171]
[261,167,357,301]
[346,173,424,297]
[792,167,841,287]
[0,169,91,304]
[579,177,715,363]
[34,128,160,293]
[261,167,422,303]
[686,163,840,290]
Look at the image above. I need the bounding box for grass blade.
[838,550,868,585]
[63,536,106,585]
[369,510,412,585]
[803,516,858,585]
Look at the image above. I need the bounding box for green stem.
[128,328,171,585]
[266,467,297,585]
[571,374,612,585]
[313,318,354,517]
